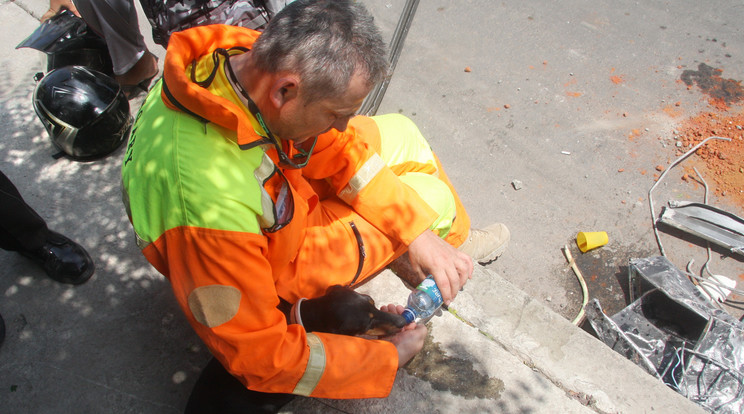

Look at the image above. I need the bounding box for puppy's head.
[301,285,407,337]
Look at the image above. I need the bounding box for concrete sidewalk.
[1,0,735,412]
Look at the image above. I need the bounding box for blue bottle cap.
[402,308,416,324]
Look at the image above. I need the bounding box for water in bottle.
[402,276,444,324]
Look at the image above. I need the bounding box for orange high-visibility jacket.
[121,24,469,398]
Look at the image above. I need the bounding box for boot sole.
[474,241,509,265]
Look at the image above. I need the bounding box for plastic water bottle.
[402,276,444,324]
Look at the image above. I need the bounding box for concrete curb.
[296,267,703,413]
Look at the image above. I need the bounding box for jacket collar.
[162,25,264,148]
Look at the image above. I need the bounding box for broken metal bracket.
[648,136,731,257]
[658,201,744,257]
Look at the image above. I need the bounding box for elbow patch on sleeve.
[188,285,242,328]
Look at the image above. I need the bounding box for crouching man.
[121,0,509,412]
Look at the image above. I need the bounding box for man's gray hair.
[251,0,388,102]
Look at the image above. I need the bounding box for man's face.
[272,71,372,144]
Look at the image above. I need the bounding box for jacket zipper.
[348,221,365,286]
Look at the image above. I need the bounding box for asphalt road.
[371,0,744,321]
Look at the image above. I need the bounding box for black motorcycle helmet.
[16,9,113,76]
[33,66,131,161]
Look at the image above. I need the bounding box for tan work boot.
[457,223,510,265]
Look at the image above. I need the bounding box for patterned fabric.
[139,0,293,47]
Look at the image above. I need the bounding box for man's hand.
[41,0,79,22]
[406,230,473,305]
[379,304,426,367]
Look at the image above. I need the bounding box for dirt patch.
[681,63,744,109]
[405,326,505,399]
[674,106,744,213]
[670,63,744,213]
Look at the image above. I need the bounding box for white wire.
[683,269,744,296]
[648,136,731,257]
[646,137,740,308]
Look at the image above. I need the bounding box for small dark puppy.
[299,285,407,336]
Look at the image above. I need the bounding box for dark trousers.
[184,357,295,414]
[0,171,48,252]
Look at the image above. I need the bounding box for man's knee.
[398,172,456,238]
[372,114,436,169]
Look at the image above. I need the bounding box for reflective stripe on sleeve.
[338,154,385,204]
[292,333,326,396]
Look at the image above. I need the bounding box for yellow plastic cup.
[576,231,608,253]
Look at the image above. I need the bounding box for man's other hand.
[406,230,473,305]
[380,304,427,367]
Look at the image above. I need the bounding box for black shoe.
[19,231,95,285]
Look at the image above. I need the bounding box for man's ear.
[269,75,300,109]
